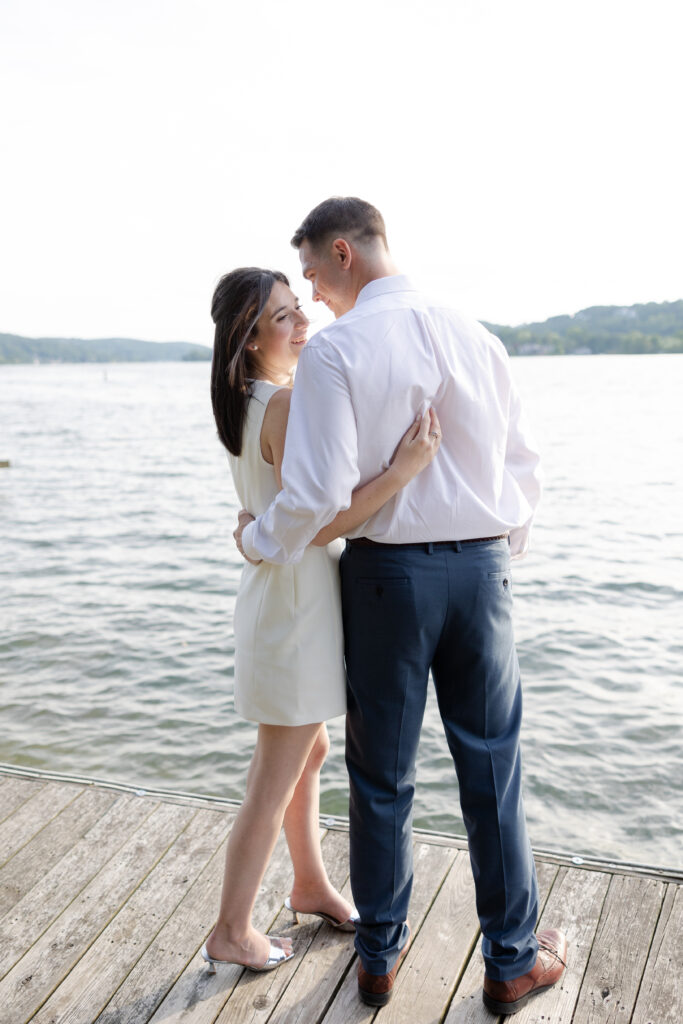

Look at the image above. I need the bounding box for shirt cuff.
[241,519,260,562]
[509,522,531,560]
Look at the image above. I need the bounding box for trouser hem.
[483,937,539,982]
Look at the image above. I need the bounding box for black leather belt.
[347,534,509,548]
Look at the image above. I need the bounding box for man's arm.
[241,341,360,564]
[505,374,542,558]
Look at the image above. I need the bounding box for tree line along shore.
[1,300,682,364]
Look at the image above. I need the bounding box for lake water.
[1,355,681,869]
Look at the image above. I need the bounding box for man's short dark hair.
[291,197,388,251]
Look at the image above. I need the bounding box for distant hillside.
[0,333,212,364]
[483,300,683,356]
[2,300,683,363]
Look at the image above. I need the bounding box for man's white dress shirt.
[242,275,541,564]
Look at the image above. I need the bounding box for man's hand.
[233,509,262,565]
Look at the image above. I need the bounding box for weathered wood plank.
[0,793,158,979]
[0,774,677,1024]
[572,873,665,1023]
[144,828,298,1024]
[31,808,234,1024]
[215,828,355,1024]
[90,813,236,1024]
[509,865,611,1024]
[320,839,459,1024]
[0,782,82,867]
[631,882,683,1024]
[0,786,118,917]
[377,849,480,1024]
[442,859,560,1024]
[0,777,47,825]
[0,800,195,1024]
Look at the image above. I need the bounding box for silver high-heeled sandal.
[284,896,360,933]
[201,940,295,974]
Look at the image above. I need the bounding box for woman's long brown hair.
[210,268,288,455]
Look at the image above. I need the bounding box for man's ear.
[332,238,353,269]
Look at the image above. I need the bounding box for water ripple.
[1,357,682,868]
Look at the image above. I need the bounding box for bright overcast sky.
[2,0,681,342]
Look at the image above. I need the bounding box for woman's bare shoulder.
[265,386,292,412]
[260,386,292,460]
[263,386,292,428]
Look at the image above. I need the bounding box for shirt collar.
[355,274,415,306]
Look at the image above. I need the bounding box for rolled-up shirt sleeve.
[241,341,360,564]
[505,375,542,558]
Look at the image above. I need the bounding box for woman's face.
[250,281,309,382]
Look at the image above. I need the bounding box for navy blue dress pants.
[340,538,539,981]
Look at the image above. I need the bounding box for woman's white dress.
[227,379,346,725]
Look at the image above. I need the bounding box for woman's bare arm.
[258,388,441,545]
[311,408,441,544]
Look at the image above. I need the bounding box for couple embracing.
[202,197,567,1015]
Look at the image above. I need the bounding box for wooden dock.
[0,766,681,1024]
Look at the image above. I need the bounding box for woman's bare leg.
[284,724,355,924]
[206,722,322,968]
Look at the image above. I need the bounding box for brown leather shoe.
[482,928,568,1015]
[357,926,411,1007]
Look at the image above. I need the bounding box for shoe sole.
[285,898,358,932]
[358,987,392,1007]
[482,982,552,1015]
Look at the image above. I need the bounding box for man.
[236,197,567,1014]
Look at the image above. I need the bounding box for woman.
[203,267,440,973]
